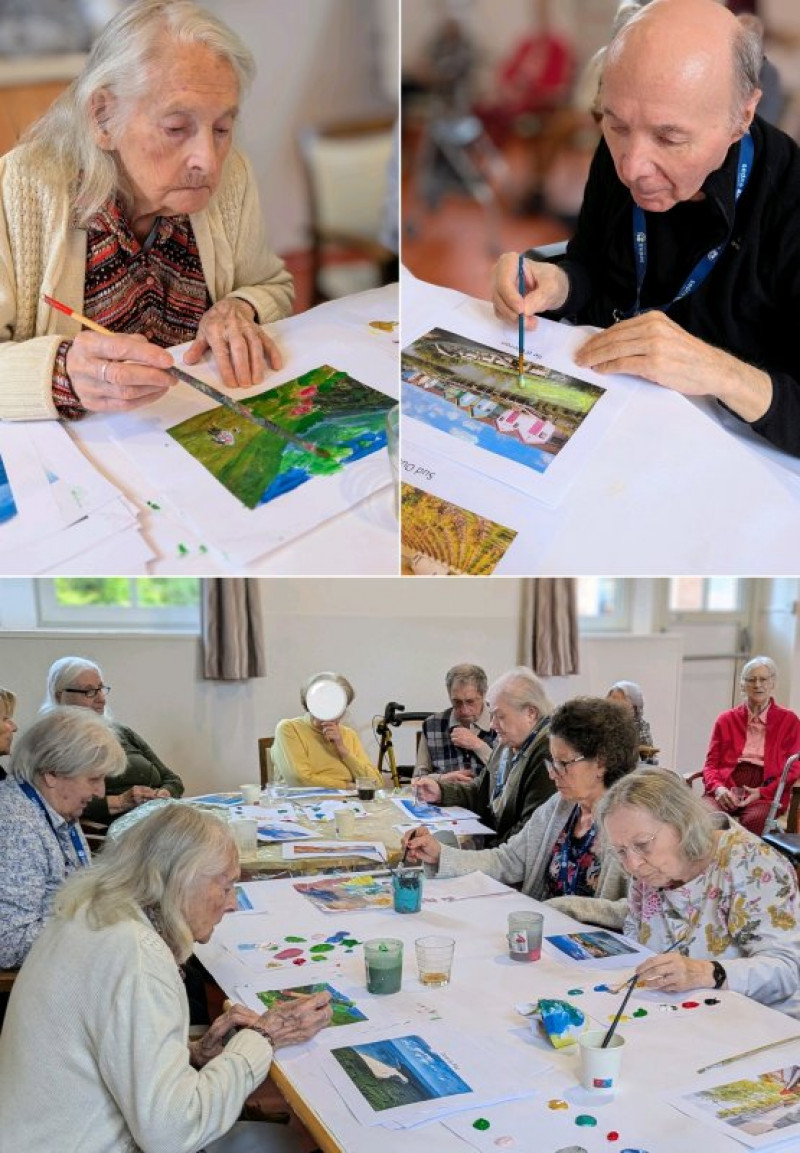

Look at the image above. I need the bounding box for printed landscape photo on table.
[0,455,18,525]
[330,1035,472,1113]
[256,982,367,1027]
[546,930,639,962]
[401,327,605,476]
[677,1064,800,1146]
[400,483,517,575]
[167,365,394,509]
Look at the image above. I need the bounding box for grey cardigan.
[434,793,629,928]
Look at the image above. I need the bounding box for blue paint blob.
[593,984,611,993]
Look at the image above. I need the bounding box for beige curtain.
[201,579,266,681]
[521,579,580,677]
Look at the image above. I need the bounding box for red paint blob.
[274,947,303,960]
[681,1000,700,1009]
[292,958,307,966]
[606,1132,619,1142]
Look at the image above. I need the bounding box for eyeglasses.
[545,754,587,777]
[743,676,773,686]
[608,830,659,865]
[64,685,110,700]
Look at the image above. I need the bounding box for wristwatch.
[711,960,727,989]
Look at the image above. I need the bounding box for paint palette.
[234,928,361,971]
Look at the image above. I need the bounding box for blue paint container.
[392,865,424,913]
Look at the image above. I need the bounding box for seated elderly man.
[0,686,17,780]
[0,707,125,968]
[414,662,496,780]
[414,666,555,846]
[492,0,800,457]
[0,0,293,422]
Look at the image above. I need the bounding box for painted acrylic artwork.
[330,1035,472,1113]
[166,365,394,509]
[402,327,605,476]
[293,874,393,914]
[675,1064,800,1148]
[256,982,367,1027]
[400,483,516,576]
[0,455,18,525]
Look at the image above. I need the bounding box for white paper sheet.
[393,819,496,838]
[300,801,367,822]
[282,841,387,862]
[421,873,519,904]
[391,798,477,823]
[318,1024,545,1128]
[234,882,272,914]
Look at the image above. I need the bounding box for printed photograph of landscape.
[402,327,605,474]
[682,1065,800,1142]
[331,1035,471,1112]
[167,365,394,508]
[401,484,517,575]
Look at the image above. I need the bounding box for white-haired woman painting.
[0,0,293,422]
[702,656,800,835]
[0,805,332,1153]
[0,706,125,968]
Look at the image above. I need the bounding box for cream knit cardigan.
[0,144,294,421]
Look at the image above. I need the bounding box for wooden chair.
[80,818,108,853]
[0,969,18,995]
[257,737,275,790]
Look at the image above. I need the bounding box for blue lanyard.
[19,781,90,869]
[492,722,540,800]
[618,132,754,322]
[557,804,596,896]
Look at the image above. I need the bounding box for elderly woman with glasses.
[701,656,800,835]
[0,805,332,1152]
[413,666,555,847]
[44,656,184,824]
[0,686,18,780]
[598,768,800,1015]
[0,0,293,422]
[404,697,638,927]
[0,707,125,968]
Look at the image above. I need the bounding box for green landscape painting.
[256,982,367,1027]
[167,365,393,509]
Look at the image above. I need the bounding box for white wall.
[219,0,398,254]
[0,577,688,794]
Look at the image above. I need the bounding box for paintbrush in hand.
[42,294,336,461]
[601,971,638,1048]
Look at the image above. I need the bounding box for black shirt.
[537,116,800,457]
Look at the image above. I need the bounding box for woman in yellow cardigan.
[272,672,383,790]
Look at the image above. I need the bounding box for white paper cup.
[230,818,258,857]
[334,808,356,838]
[578,1029,625,1093]
[239,783,261,805]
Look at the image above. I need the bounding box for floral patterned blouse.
[624,824,800,1016]
[545,804,600,898]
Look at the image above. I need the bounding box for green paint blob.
[632,1008,648,1018]
[473,1119,491,1131]
[146,500,161,510]
[342,939,359,947]
[309,943,334,953]
[177,543,189,556]
[199,544,208,554]
[311,955,327,962]
[576,1116,598,1128]
[284,936,306,943]
[567,988,584,996]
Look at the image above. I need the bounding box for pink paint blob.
[274,947,304,960]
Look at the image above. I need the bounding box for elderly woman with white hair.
[0,706,124,968]
[598,768,800,1016]
[44,655,184,824]
[406,697,638,927]
[0,805,332,1153]
[272,672,383,790]
[0,0,293,421]
[702,655,800,835]
[607,679,658,763]
[414,666,555,846]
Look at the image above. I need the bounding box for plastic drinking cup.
[579,1029,625,1093]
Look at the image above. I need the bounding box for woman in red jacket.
[702,657,800,834]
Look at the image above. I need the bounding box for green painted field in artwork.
[167,365,393,508]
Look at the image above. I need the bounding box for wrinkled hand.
[574,311,772,422]
[491,252,570,329]
[438,769,474,784]
[183,298,281,389]
[401,826,441,866]
[257,990,332,1047]
[155,788,173,799]
[412,777,442,804]
[108,785,158,815]
[65,331,175,413]
[635,953,715,995]
[714,786,738,813]
[740,785,762,807]
[451,726,482,752]
[320,721,347,757]
[190,1003,265,1068]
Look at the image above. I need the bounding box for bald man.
[492,0,800,457]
